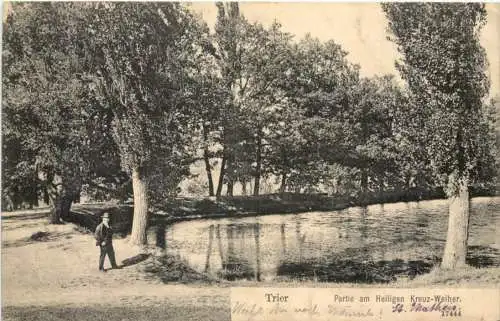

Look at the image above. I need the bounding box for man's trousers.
[99,243,117,270]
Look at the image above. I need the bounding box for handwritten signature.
[393,301,461,316]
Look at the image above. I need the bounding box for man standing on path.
[95,212,119,272]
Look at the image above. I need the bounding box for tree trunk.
[279,172,287,194]
[129,167,149,246]
[49,174,64,224]
[360,168,369,204]
[43,186,51,206]
[332,178,339,195]
[227,178,234,196]
[204,150,215,197]
[49,193,72,223]
[216,155,226,198]
[361,169,368,193]
[73,186,81,204]
[49,195,63,224]
[379,175,385,199]
[226,152,234,196]
[253,136,262,196]
[203,125,215,197]
[441,177,470,269]
[406,174,413,190]
[60,194,73,221]
[28,185,38,208]
[241,181,247,195]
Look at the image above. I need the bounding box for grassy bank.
[68,190,454,233]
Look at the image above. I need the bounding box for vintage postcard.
[1,2,499,321]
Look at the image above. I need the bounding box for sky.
[189,2,500,99]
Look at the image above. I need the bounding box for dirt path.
[1,209,230,321]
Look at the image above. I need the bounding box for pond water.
[148,197,500,283]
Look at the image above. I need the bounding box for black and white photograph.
[1,2,499,321]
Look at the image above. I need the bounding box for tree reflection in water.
[156,199,500,282]
[280,223,286,256]
[254,223,261,281]
[214,224,255,280]
[204,224,214,272]
[216,224,224,268]
[155,219,167,251]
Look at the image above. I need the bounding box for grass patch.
[29,231,51,241]
[1,305,229,321]
[407,266,500,286]
[140,253,222,284]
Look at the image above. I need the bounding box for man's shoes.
[99,269,107,273]
[111,265,122,270]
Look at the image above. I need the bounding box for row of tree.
[2,3,497,268]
